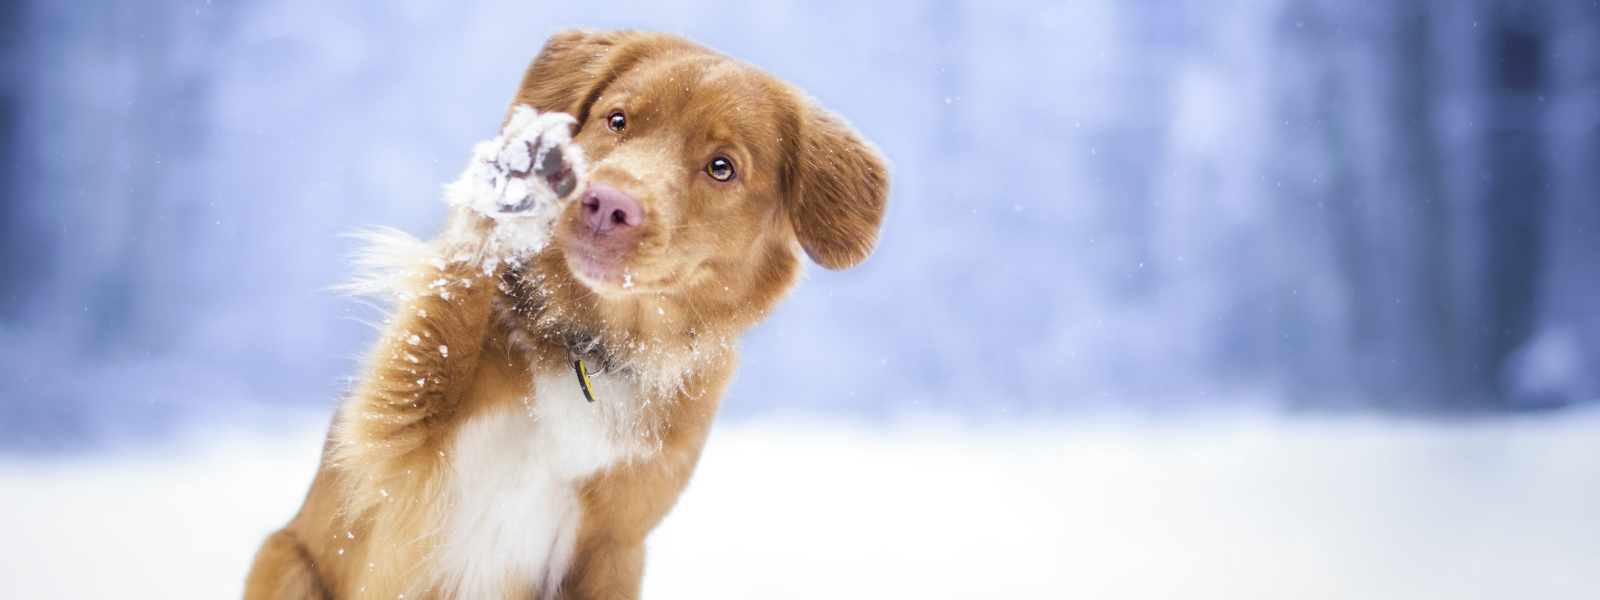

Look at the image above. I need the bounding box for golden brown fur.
[244,29,887,600]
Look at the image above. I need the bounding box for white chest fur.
[432,366,648,599]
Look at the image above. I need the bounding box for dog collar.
[570,355,598,403]
[561,337,618,404]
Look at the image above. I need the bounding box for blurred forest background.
[0,0,1597,450]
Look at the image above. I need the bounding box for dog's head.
[511,30,887,310]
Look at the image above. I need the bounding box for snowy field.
[3,409,1599,600]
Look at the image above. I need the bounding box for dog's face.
[556,55,793,295]
[512,30,888,307]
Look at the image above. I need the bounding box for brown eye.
[607,111,626,133]
[706,156,735,181]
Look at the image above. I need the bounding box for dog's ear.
[786,104,890,270]
[511,29,644,128]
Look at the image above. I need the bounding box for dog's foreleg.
[312,107,586,598]
[301,247,510,600]
[332,247,502,474]
[561,454,701,600]
[330,105,586,512]
[561,384,727,600]
[243,530,329,600]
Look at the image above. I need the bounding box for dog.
[243,29,888,600]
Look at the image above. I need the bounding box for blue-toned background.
[1,0,1598,449]
[4,3,1600,598]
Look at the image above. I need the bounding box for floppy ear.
[510,29,650,127]
[787,105,890,270]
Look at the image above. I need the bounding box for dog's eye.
[706,157,735,181]
[607,111,626,133]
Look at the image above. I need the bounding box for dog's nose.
[580,184,643,234]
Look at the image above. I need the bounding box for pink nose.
[580,184,643,234]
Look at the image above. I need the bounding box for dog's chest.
[433,368,646,599]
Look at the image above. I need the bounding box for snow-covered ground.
[3,409,1598,599]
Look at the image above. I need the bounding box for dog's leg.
[243,530,328,600]
[562,392,725,600]
[563,539,648,600]
[333,106,584,491]
[562,458,697,600]
[319,107,585,596]
[334,107,579,482]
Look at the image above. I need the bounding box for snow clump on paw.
[444,105,587,266]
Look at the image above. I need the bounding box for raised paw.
[442,106,589,264]
[484,107,584,216]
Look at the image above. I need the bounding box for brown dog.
[243,29,887,600]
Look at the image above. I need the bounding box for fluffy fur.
[244,29,888,600]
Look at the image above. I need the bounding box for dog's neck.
[493,256,716,395]
[493,231,805,397]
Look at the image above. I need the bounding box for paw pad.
[443,106,589,262]
[477,107,585,217]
